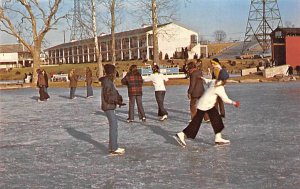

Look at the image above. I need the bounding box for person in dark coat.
[121,64,146,122]
[42,69,49,96]
[68,69,78,99]
[85,67,93,98]
[186,62,209,122]
[99,64,126,155]
[36,69,49,102]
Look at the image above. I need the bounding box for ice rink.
[1,81,300,188]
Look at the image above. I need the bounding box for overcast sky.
[0,0,299,48]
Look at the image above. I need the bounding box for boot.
[215,133,230,145]
[173,132,186,147]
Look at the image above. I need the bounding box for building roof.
[272,27,300,35]
[0,44,30,53]
[45,22,173,51]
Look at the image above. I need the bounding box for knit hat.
[217,69,229,81]
[104,64,115,75]
[152,65,160,73]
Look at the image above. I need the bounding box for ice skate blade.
[108,152,125,156]
[173,135,186,148]
[215,142,230,146]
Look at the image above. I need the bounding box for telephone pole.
[70,0,84,41]
[242,0,282,53]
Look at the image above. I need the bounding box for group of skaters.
[99,58,240,155]
[36,67,94,101]
[35,58,240,155]
[67,67,94,99]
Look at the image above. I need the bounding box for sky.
[0,0,299,48]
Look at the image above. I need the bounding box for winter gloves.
[233,101,240,108]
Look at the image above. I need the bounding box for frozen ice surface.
[0,82,300,189]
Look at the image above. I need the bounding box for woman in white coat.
[144,65,169,121]
[174,69,240,147]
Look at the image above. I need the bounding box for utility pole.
[242,0,282,53]
[70,0,84,41]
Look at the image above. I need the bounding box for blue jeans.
[87,85,93,97]
[105,110,119,151]
[70,87,76,99]
[128,95,145,120]
[155,91,168,116]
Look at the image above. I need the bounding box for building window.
[275,31,282,38]
[191,34,197,44]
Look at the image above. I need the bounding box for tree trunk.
[111,0,116,65]
[32,41,42,86]
[91,0,103,78]
[152,0,159,65]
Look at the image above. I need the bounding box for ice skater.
[121,64,146,123]
[186,62,210,122]
[36,69,49,102]
[85,67,94,98]
[144,65,169,121]
[99,64,126,155]
[174,68,240,147]
[68,69,78,99]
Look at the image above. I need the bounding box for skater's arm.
[163,74,169,82]
[188,73,197,95]
[121,75,128,85]
[201,77,213,85]
[103,83,119,104]
[216,87,234,104]
[143,75,152,82]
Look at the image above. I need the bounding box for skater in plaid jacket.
[121,65,146,122]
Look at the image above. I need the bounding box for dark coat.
[37,72,49,100]
[68,73,78,88]
[187,69,205,98]
[121,71,143,96]
[86,69,93,86]
[37,72,46,87]
[44,72,49,88]
[100,76,123,111]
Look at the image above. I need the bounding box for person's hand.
[234,101,240,108]
[118,103,126,108]
[187,93,191,99]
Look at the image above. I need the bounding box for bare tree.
[91,0,103,78]
[0,0,66,84]
[214,30,227,42]
[101,0,123,65]
[131,0,179,65]
[151,0,159,64]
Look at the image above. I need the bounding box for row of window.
[48,48,150,64]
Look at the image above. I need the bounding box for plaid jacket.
[121,72,143,96]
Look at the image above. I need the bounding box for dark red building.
[271,28,300,68]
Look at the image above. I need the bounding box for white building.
[45,22,208,64]
[0,44,32,69]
